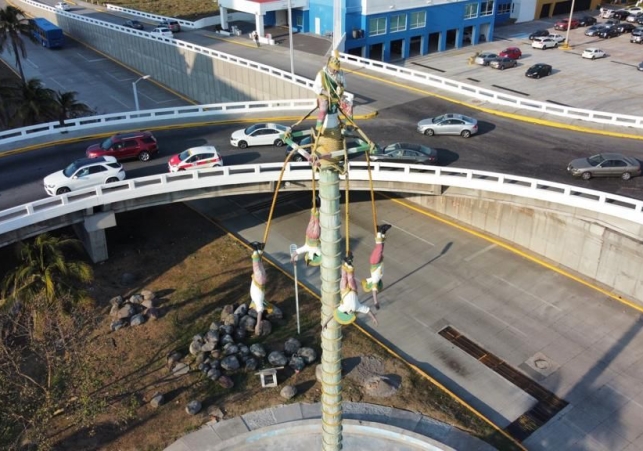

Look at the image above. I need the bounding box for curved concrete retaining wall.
[15,0,315,105]
[404,188,643,306]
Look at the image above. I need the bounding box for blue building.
[218,0,511,62]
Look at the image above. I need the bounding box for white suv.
[55,2,71,10]
[532,37,558,50]
[44,156,125,196]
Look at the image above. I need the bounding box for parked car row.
[122,19,181,35]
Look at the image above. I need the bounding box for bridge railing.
[341,54,643,129]
[0,99,317,148]
[1,162,642,239]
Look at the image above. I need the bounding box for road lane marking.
[106,73,135,82]
[110,95,130,109]
[76,52,106,63]
[492,275,562,311]
[464,243,496,262]
[458,295,528,337]
[384,220,435,247]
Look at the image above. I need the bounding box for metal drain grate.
[439,326,568,442]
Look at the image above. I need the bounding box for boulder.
[195,352,206,366]
[209,359,220,369]
[166,351,183,370]
[220,305,235,323]
[150,392,164,408]
[238,344,250,357]
[289,355,305,373]
[223,314,238,327]
[239,315,256,332]
[129,313,146,327]
[201,341,215,353]
[209,321,220,332]
[129,294,143,304]
[280,385,297,400]
[141,299,154,309]
[234,327,246,341]
[220,334,235,346]
[172,362,189,376]
[250,343,267,359]
[220,324,235,336]
[109,295,124,307]
[117,304,136,319]
[210,349,222,360]
[222,343,239,356]
[268,351,288,367]
[234,304,248,316]
[204,330,219,344]
[267,305,283,320]
[220,355,240,372]
[207,368,221,381]
[109,303,121,318]
[244,357,259,372]
[247,308,258,319]
[186,400,202,415]
[298,347,317,364]
[189,335,204,355]
[198,362,208,373]
[259,320,272,336]
[110,319,126,331]
[207,405,224,420]
[140,289,156,301]
[284,338,301,356]
[363,375,399,398]
[218,375,234,389]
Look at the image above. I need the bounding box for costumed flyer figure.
[362,224,392,310]
[323,253,378,329]
[312,50,346,133]
[291,208,322,266]
[249,241,272,335]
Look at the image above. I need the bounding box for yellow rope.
[262,146,297,244]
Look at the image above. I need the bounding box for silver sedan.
[567,153,641,180]
[417,113,478,138]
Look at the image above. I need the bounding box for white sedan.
[168,146,222,172]
[582,48,606,60]
[230,123,291,148]
[150,27,173,38]
[43,156,125,196]
[55,1,71,10]
[548,33,566,43]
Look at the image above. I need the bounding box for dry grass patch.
[109,0,219,21]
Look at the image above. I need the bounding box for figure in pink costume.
[249,241,269,335]
[291,209,321,266]
[361,224,392,310]
[323,253,378,329]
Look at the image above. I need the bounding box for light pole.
[288,0,294,75]
[562,0,576,49]
[132,74,150,111]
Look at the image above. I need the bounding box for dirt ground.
[5,203,517,450]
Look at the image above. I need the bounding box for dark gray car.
[370,142,438,165]
[567,153,641,180]
[490,57,518,70]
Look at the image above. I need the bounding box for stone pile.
[109,289,160,331]
[171,304,319,390]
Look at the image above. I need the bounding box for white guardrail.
[340,55,643,129]
[0,100,317,146]
[103,4,253,29]
[2,162,643,238]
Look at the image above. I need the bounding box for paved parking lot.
[402,12,643,116]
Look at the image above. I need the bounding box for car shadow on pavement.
[436,148,460,166]
[220,152,263,165]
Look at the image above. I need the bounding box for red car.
[554,18,580,30]
[498,47,522,59]
[86,131,159,162]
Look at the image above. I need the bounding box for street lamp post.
[288,0,295,75]
[132,74,151,111]
[562,0,576,49]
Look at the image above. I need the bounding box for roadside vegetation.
[0,205,522,450]
[109,0,219,21]
[0,6,94,130]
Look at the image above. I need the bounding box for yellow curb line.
[384,195,643,314]
[186,204,526,450]
[344,67,643,141]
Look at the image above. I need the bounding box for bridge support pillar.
[73,211,117,263]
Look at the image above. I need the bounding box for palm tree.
[0,6,37,84]
[1,234,93,312]
[51,90,94,127]
[0,78,19,129]
[12,78,55,126]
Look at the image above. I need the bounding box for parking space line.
[106,73,135,82]
[110,95,130,109]
[76,52,106,63]
[463,243,496,262]
[458,295,529,337]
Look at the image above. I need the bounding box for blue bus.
[30,18,64,49]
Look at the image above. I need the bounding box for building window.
[410,11,426,29]
[497,2,511,14]
[481,1,494,16]
[369,17,386,36]
[464,3,479,19]
[390,14,407,32]
[296,14,303,27]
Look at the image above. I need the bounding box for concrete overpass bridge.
[2,161,643,307]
